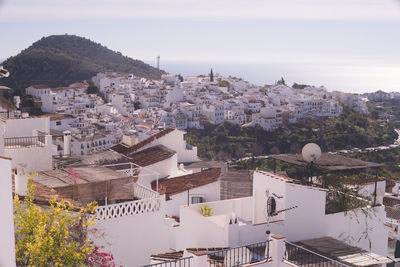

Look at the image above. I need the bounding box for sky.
[1,0,400,92]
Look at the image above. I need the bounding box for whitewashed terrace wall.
[0,157,16,267]
[165,180,220,217]
[188,196,253,222]
[92,201,170,267]
[284,182,327,242]
[95,197,162,221]
[176,206,227,250]
[325,205,388,256]
[4,117,50,138]
[4,146,53,172]
[133,182,159,199]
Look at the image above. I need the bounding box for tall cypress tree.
[210,68,214,82]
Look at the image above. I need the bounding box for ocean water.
[158,60,400,94]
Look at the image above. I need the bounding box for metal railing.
[142,256,193,267]
[0,111,12,119]
[207,241,269,267]
[4,136,46,149]
[285,241,350,267]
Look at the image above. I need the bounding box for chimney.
[15,164,28,196]
[13,96,21,109]
[63,130,71,157]
[122,131,138,147]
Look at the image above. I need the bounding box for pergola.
[269,153,384,205]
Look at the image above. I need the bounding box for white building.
[1,115,54,172]
[0,156,16,267]
[202,104,224,125]
[25,85,51,99]
[175,170,388,256]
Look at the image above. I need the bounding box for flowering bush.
[14,173,118,266]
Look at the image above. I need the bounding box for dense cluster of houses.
[19,71,370,157]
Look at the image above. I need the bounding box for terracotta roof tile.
[111,127,175,155]
[151,251,183,260]
[31,85,49,89]
[127,145,175,167]
[151,168,221,200]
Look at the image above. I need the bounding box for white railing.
[133,182,159,199]
[103,162,161,191]
[95,197,161,220]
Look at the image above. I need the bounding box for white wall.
[325,206,388,255]
[4,146,53,172]
[0,157,16,267]
[176,206,228,250]
[5,117,50,137]
[358,181,386,205]
[138,154,178,188]
[190,197,253,222]
[165,181,220,217]
[253,172,287,224]
[0,120,5,156]
[284,183,327,242]
[50,118,75,132]
[91,201,170,267]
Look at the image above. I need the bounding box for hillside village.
[2,67,400,267]
[10,71,369,157]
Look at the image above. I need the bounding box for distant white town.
[8,71,374,157]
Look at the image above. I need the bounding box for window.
[191,196,203,204]
[56,121,62,126]
[267,197,276,217]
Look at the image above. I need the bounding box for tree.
[86,81,100,95]
[177,74,183,82]
[217,80,230,88]
[133,100,141,110]
[277,77,285,85]
[210,68,214,82]
[14,174,115,267]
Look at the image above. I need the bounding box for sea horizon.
[154,60,400,94]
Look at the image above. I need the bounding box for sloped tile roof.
[111,127,175,155]
[151,168,221,200]
[127,145,175,167]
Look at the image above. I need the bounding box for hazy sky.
[1,0,400,92]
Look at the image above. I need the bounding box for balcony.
[284,241,349,267]
[140,236,388,267]
[4,136,45,149]
[207,241,269,266]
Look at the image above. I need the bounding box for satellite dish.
[302,143,322,163]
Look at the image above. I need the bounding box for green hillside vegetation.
[367,99,400,128]
[1,34,163,90]
[185,105,397,160]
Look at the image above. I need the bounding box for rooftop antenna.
[156,55,160,70]
[301,143,322,183]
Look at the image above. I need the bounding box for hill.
[0,34,164,89]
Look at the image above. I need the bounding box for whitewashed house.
[225,108,246,125]
[0,115,54,172]
[25,85,51,99]
[202,104,224,125]
[175,171,388,256]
